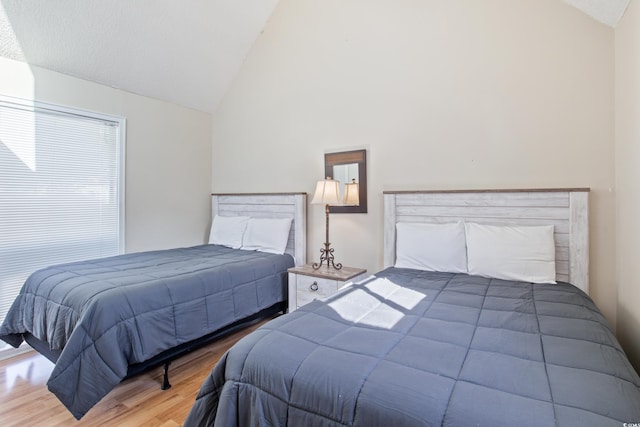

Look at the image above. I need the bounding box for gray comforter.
[0,244,293,419]
[185,268,640,427]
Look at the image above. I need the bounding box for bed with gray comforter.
[0,244,293,419]
[185,267,640,427]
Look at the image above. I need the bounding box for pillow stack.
[395,221,556,284]
[395,222,467,274]
[209,215,293,255]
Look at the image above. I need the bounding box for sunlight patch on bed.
[364,278,425,310]
[328,277,426,329]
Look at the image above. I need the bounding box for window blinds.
[0,98,124,347]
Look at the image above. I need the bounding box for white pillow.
[464,222,556,284]
[208,215,250,249]
[242,218,293,254]
[395,222,468,273]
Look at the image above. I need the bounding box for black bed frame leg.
[161,361,172,390]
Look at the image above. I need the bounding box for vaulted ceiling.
[0,0,630,114]
[0,0,279,113]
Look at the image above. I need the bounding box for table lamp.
[311,177,342,270]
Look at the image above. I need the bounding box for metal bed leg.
[161,362,172,390]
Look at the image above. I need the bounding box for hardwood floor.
[0,319,270,427]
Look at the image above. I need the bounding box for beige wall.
[615,0,640,370]
[212,0,618,324]
[0,57,213,253]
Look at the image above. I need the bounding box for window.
[0,96,124,355]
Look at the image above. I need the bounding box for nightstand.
[287,264,367,312]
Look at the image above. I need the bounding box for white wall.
[0,56,213,253]
[212,0,617,324]
[615,0,640,370]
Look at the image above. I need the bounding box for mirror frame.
[324,149,367,214]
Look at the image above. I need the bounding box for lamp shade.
[343,179,360,206]
[311,177,341,205]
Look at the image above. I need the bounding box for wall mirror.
[324,149,367,213]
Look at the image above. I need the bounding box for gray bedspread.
[185,267,640,427]
[0,244,293,419]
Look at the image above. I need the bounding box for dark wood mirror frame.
[324,149,367,214]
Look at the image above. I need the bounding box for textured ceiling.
[564,0,630,27]
[0,0,279,113]
[0,1,630,114]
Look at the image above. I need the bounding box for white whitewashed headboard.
[211,193,307,266]
[383,188,590,293]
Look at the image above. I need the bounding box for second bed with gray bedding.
[0,244,293,419]
[185,267,640,426]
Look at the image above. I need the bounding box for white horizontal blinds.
[0,99,123,337]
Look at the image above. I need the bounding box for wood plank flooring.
[0,318,270,426]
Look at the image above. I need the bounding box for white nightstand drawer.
[296,275,340,307]
[287,265,367,312]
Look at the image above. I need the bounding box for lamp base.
[312,243,343,270]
